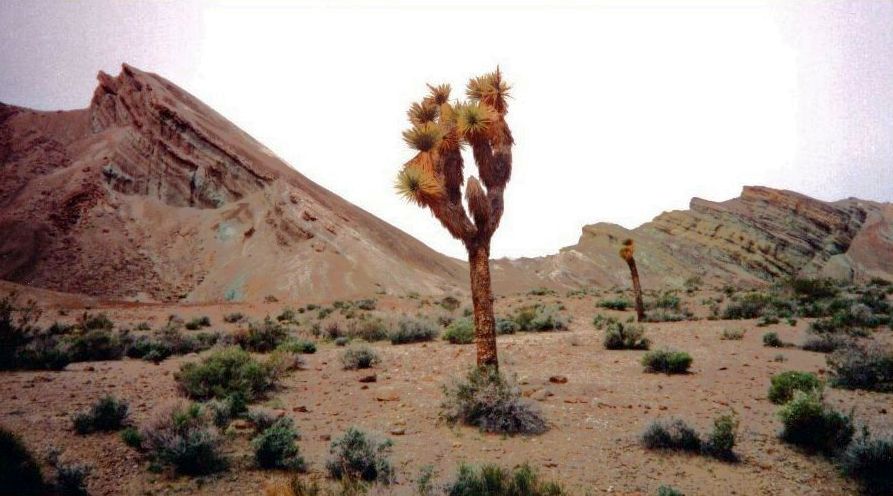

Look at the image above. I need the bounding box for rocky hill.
[492,186,893,292]
[0,64,466,302]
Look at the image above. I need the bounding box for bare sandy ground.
[1,291,890,495]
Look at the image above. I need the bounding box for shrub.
[253,417,306,471]
[65,328,126,362]
[657,486,684,496]
[827,343,893,392]
[644,308,691,323]
[641,349,692,374]
[176,346,277,401]
[762,332,783,348]
[440,296,461,312]
[78,312,114,331]
[340,344,380,370]
[235,317,289,352]
[334,336,349,347]
[443,318,475,344]
[789,277,839,300]
[440,366,547,435]
[647,292,681,311]
[355,299,377,311]
[720,328,746,340]
[185,316,211,330]
[768,371,823,404]
[495,317,518,335]
[838,431,893,495]
[389,317,438,344]
[777,391,854,455]
[223,312,245,323]
[126,327,219,363]
[46,449,90,496]
[603,321,650,350]
[592,314,618,330]
[641,419,701,453]
[757,314,780,327]
[513,305,567,332]
[277,339,317,354]
[598,298,630,311]
[72,395,129,434]
[277,308,297,323]
[325,427,393,483]
[703,414,738,461]
[444,463,565,496]
[802,332,852,353]
[0,427,45,495]
[721,292,770,319]
[345,317,389,342]
[140,401,227,475]
[120,427,143,449]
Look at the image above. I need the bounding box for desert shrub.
[837,431,893,495]
[176,346,277,401]
[355,299,377,311]
[0,427,46,495]
[722,292,770,319]
[126,327,219,363]
[78,312,114,331]
[757,314,780,327]
[277,308,297,323]
[325,427,393,483]
[185,316,211,330]
[827,343,893,392]
[592,314,618,330]
[340,343,380,370]
[72,395,129,434]
[647,292,681,311]
[65,328,126,362]
[528,287,557,296]
[46,449,90,496]
[440,296,461,312]
[443,318,475,344]
[334,336,349,347]
[277,339,317,354]
[641,349,692,374]
[514,305,567,332]
[597,298,630,311]
[267,350,306,377]
[140,401,227,475]
[206,394,247,429]
[440,366,547,435]
[777,391,854,455]
[801,332,853,353]
[253,417,306,471]
[444,463,565,496]
[235,317,289,352]
[120,427,143,449]
[389,317,438,344]
[789,277,839,300]
[641,419,701,453]
[762,332,783,348]
[720,328,746,340]
[495,317,518,335]
[345,317,389,342]
[703,414,738,461]
[768,371,823,404]
[603,321,650,350]
[223,312,245,323]
[657,486,684,496]
[644,308,691,323]
[0,294,74,371]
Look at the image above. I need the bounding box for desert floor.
[1,289,890,496]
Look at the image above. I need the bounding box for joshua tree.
[619,238,645,321]
[394,69,512,369]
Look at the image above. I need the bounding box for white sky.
[1,0,891,259]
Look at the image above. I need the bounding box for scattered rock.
[359,374,377,383]
[549,375,568,384]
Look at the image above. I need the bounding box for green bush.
[720,328,746,340]
[440,366,546,435]
[65,328,126,362]
[72,395,129,434]
[120,427,143,449]
[345,317,389,342]
[762,332,783,348]
[0,293,72,371]
[598,298,631,311]
[325,427,393,483]
[443,318,475,344]
[641,419,701,453]
[176,346,277,401]
[78,312,114,331]
[768,371,823,404]
[495,317,519,335]
[647,292,681,311]
[603,321,650,350]
[235,317,289,352]
[140,401,227,475]
[46,449,90,496]
[801,332,852,353]
[0,427,45,495]
[252,417,306,471]
[444,463,565,496]
[721,292,770,319]
[277,339,317,354]
[277,308,297,323]
[440,296,461,312]
[389,317,438,344]
[592,314,619,330]
[184,316,211,330]
[777,391,854,455]
[827,343,893,392]
[513,305,567,332]
[126,327,219,363]
[340,343,380,370]
[641,349,692,374]
[355,299,377,311]
[703,414,738,461]
[657,486,684,496]
[223,312,245,323]
[837,431,893,495]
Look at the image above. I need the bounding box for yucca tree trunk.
[627,259,645,322]
[468,243,498,368]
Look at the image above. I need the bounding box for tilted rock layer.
[0,64,466,302]
[1,65,890,301]
[492,186,892,291]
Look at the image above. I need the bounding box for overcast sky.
[1,0,891,259]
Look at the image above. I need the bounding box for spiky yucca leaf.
[395,165,442,206]
[402,122,443,152]
[466,69,511,114]
[426,83,451,105]
[407,101,438,126]
[465,176,490,227]
[455,103,493,138]
[619,238,635,262]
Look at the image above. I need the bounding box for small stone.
[549,375,568,384]
[376,390,400,402]
[390,428,405,436]
[293,406,309,413]
[358,374,377,383]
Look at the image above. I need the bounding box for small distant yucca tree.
[619,239,645,321]
[395,69,513,369]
